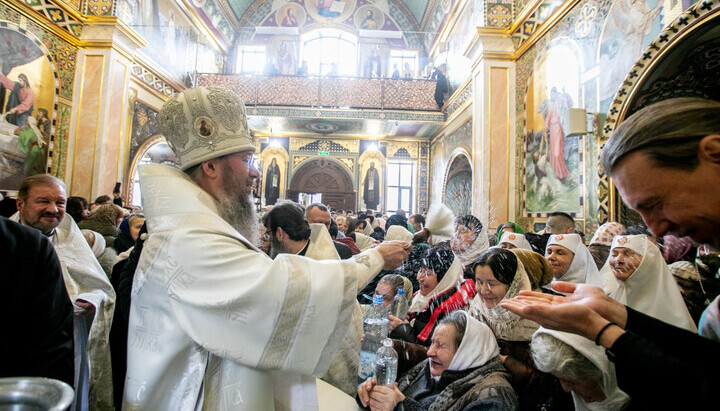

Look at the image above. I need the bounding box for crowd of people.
[3,90,720,410]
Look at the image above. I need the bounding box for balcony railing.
[197,74,440,111]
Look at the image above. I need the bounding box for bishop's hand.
[376,241,410,270]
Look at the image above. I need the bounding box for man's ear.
[699,135,720,164]
[201,158,222,180]
[275,227,286,242]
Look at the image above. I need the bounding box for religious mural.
[354,5,386,30]
[259,142,290,207]
[0,22,62,191]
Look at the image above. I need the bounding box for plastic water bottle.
[358,295,390,384]
[390,289,408,320]
[374,339,398,386]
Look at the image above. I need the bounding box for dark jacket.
[396,357,518,411]
[607,306,720,409]
[0,216,74,386]
[334,240,353,260]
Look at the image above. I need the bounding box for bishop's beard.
[216,170,260,246]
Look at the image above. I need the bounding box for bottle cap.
[383,339,393,347]
[397,289,404,295]
[374,294,383,304]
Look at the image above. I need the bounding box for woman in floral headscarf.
[588,222,625,269]
[78,204,123,246]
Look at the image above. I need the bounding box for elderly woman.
[600,234,697,331]
[470,248,571,410]
[390,242,475,346]
[531,328,630,410]
[451,215,489,278]
[544,234,601,287]
[588,222,626,269]
[498,232,533,251]
[112,213,145,254]
[359,311,518,411]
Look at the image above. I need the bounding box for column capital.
[80,17,148,61]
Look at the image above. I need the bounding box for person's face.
[355,222,365,233]
[336,217,349,234]
[556,374,607,403]
[19,76,28,88]
[499,242,517,250]
[374,281,395,307]
[17,183,66,235]
[129,217,145,241]
[417,266,439,296]
[502,226,515,234]
[613,149,720,250]
[409,217,422,232]
[451,224,477,253]
[219,151,260,199]
[545,245,574,278]
[307,207,331,228]
[609,247,642,282]
[427,324,457,377]
[474,265,510,309]
[370,162,375,168]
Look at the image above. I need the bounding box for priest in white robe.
[13,174,116,409]
[123,86,408,410]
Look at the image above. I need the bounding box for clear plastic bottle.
[390,289,408,320]
[358,295,390,384]
[374,339,398,386]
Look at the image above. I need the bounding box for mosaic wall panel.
[418,141,430,212]
[86,0,115,16]
[22,0,83,37]
[131,64,177,96]
[128,100,161,164]
[430,119,472,206]
[445,81,472,117]
[511,0,566,49]
[486,1,514,28]
[514,0,673,234]
[0,5,77,192]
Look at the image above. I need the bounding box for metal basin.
[0,378,74,411]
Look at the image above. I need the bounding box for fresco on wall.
[354,5,386,29]
[0,26,56,190]
[306,0,358,22]
[524,40,582,214]
[276,2,307,27]
[128,101,161,167]
[444,154,472,217]
[598,0,664,112]
[430,119,472,206]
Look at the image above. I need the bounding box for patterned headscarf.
[93,204,121,228]
[589,222,626,246]
[663,235,694,264]
[512,248,553,289]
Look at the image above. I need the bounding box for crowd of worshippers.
[3,89,720,411]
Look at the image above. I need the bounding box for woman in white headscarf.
[359,310,518,410]
[470,248,573,409]
[451,215,489,278]
[498,231,533,251]
[389,242,475,346]
[531,327,630,411]
[545,234,603,288]
[601,234,697,332]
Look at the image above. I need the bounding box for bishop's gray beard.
[216,193,260,246]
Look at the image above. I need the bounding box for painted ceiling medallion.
[305,121,340,134]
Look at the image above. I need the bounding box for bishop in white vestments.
[123,87,408,410]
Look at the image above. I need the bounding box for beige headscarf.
[512,249,553,290]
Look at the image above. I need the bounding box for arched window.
[300,28,357,76]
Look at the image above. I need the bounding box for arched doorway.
[443,153,472,217]
[288,158,356,210]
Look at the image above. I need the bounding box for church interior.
[3,0,720,409]
[1,0,717,231]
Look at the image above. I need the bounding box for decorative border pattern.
[510,0,563,49]
[130,64,178,97]
[418,141,430,212]
[445,81,472,117]
[248,106,445,124]
[22,0,83,36]
[598,0,720,222]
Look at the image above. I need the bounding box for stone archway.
[444,154,472,217]
[288,158,356,210]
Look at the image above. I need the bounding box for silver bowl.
[0,377,74,411]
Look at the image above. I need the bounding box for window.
[386,161,414,213]
[235,45,266,75]
[300,29,357,76]
[389,50,418,79]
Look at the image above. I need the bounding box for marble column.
[65,19,147,201]
[471,30,516,228]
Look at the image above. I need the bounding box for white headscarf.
[499,232,533,251]
[453,230,490,268]
[534,328,630,411]
[604,235,697,332]
[409,257,463,313]
[354,232,374,251]
[546,234,601,285]
[448,311,500,371]
[385,225,413,242]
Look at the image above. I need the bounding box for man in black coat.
[0,216,74,386]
